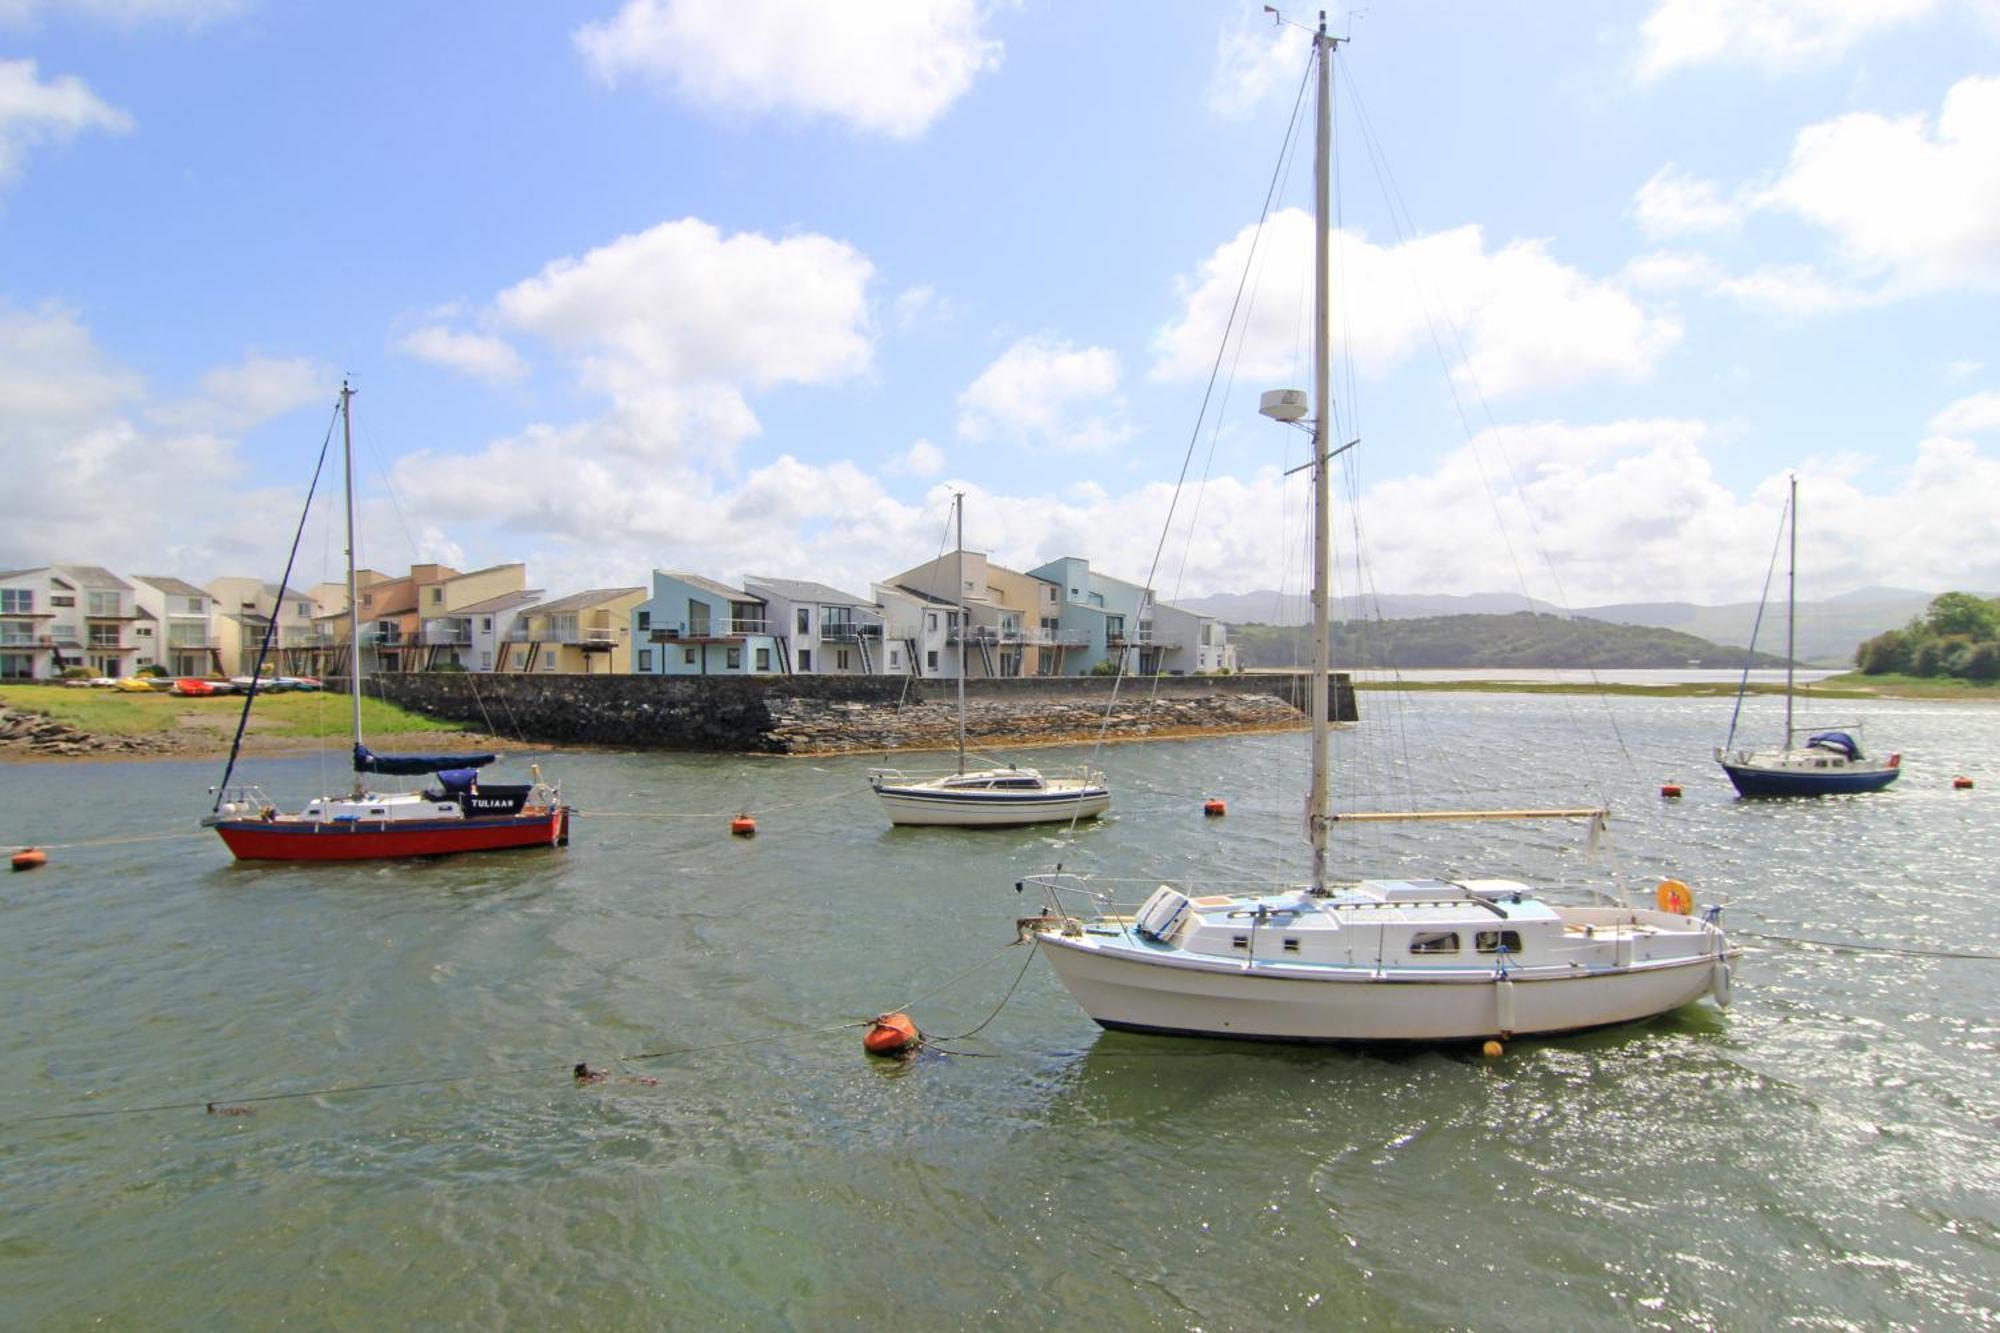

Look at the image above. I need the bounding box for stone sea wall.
[353,672,1355,755]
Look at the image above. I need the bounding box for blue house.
[632,571,785,675]
[1026,557,1156,676]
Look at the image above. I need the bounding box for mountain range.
[1176,587,1941,667]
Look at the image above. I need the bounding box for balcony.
[819,620,884,642]
[166,634,221,650]
[648,619,769,642]
[566,628,618,652]
[421,623,472,646]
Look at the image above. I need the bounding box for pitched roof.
[658,570,763,603]
[891,583,960,607]
[449,589,545,616]
[54,565,131,590]
[0,568,48,581]
[744,576,877,609]
[132,575,209,599]
[533,587,645,617]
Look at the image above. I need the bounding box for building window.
[481,618,492,632]
[86,591,119,616]
[837,649,849,670]
[926,612,937,631]
[52,594,74,608]
[361,592,373,608]
[637,611,650,631]
[429,588,442,604]
[889,649,901,668]
[726,647,742,670]
[185,596,204,614]
[542,655,555,671]
[755,647,770,671]
[796,607,810,634]
[480,652,492,670]
[927,650,938,671]
[637,649,653,671]
[684,648,696,665]
[798,648,811,672]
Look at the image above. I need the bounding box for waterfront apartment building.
[632,572,784,676]
[208,576,329,677]
[503,587,645,674]
[742,577,886,675]
[130,576,222,677]
[0,565,141,680]
[415,563,530,670]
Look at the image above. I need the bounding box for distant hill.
[1229,612,1795,670]
[1181,587,1945,667]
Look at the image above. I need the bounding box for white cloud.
[1632,166,1744,239]
[150,354,332,431]
[1931,390,2000,435]
[957,335,1132,452]
[493,217,875,459]
[1207,15,1300,119]
[888,438,945,477]
[0,303,321,580]
[1155,210,1681,396]
[0,59,131,185]
[395,325,528,385]
[1753,75,2000,293]
[574,0,1001,139]
[1944,359,1984,381]
[1638,0,1940,79]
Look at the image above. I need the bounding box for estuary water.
[2,691,1995,1329]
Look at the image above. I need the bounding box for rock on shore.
[764,691,1304,755]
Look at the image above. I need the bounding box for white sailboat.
[871,492,1111,828]
[1716,475,1901,797]
[1020,16,1732,1043]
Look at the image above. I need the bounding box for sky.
[3,0,1998,612]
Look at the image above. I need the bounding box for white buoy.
[1494,976,1516,1036]
[1710,959,1733,1007]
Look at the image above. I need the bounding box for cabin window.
[1475,930,1523,954]
[1409,931,1460,955]
[1231,934,1250,950]
[1282,937,1300,953]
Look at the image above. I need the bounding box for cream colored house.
[502,587,646,674]
[416,563,528,669]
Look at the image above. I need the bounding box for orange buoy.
[1481,1040,1504,1059]
[1203,798,1227,817]
[1660,783,1682,798]
[11,847,47,872]
[1655,879,1694,915]
[863,1012,921,1057]
[1953,775,1974,790]
[730,814,757,837]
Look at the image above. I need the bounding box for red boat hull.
[214,807,569,862]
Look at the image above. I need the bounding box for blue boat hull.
[1718,761,1901,798]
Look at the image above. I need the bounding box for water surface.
[3,691,1994,1328]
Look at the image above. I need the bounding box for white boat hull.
[875,784,1112,827]
[1034,931,1722,1043]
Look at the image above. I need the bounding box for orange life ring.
[1655,879,1693,915]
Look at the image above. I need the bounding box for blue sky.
[4,0,1997,609]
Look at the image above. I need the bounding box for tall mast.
[1784,472,1796,750]
[1307,14,1334,892]
[955,491,968,775]
[341,380,364,783]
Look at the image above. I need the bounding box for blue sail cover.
[353,743,496,775]
[1805,731,1862,759]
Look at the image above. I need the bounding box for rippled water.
[3,692,1995,1329]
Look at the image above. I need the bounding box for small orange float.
[1952,775,1974,789]
[1203,798,1227,817]
[1660,783,1682,798]
[1655,879,1694,915]
[863,1012,921,1057]
[11,847,47,872]
[730,814,757,837]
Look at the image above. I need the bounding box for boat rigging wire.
[1722,491,1792,753]
[210,398,342,811]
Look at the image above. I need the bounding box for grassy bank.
[0,684,467,740]
[1811,672,2000,700]
[1345,679,1863,699]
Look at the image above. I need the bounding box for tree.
[1854,630,1907,675]
[1925,592,2000,641]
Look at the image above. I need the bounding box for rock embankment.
[0,705,178,758]
[765,691,1303,755]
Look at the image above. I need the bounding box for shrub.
[1854,630,1907,675]
[139,663,170,677]
[1088,659,1122,677]
[1964,641,2000,682]
[60,664,93,680]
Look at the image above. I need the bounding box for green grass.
[0,684,468,738]
[1815,671,2000,699]
[1345,679,1862,699]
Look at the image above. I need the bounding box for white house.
[130,576,222,677]
[0,565,139,679]
[742,576,886,675]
